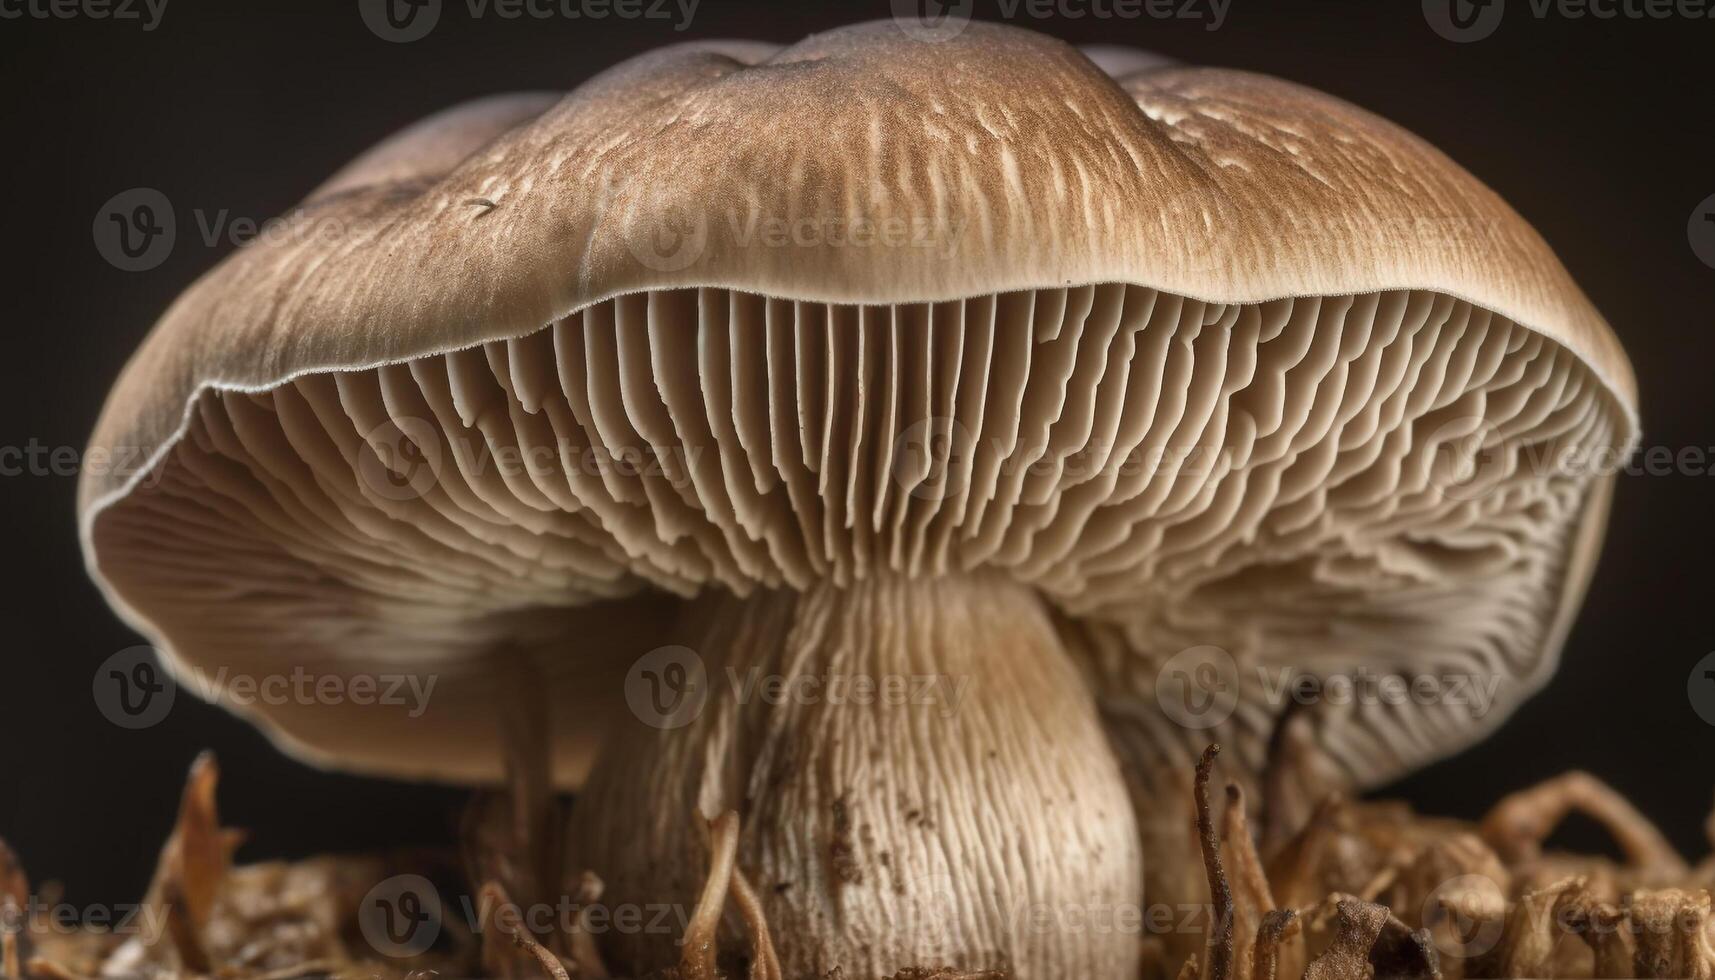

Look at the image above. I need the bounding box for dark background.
[3,0,1712,906]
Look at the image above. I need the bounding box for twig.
[1196,745,1235,980]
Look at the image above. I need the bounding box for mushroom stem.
[569,575,1141,979]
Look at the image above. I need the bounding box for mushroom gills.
[92,283,1622,793]
[567,573,1143,979]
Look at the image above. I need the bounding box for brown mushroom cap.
[80,21,1636,790]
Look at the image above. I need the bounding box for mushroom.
[79,21,1637,980]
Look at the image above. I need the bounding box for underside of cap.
[79,20,1637,788]
[88,282,1626,787]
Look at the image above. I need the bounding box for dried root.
[1480,772,1687,878]
[1165,737,1713,980]
[6,731,1714,980]
[666,810,783,980]
[15,756,478,980]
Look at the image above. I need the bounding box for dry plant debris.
[6,740,1713,980]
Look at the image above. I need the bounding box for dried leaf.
[1629,888,1714,980]
[1369,911,1442,980]
[138,752,233,973]
[1565,893,1633,979]
[1470,876,1584,979]
[1304,900,1389,980]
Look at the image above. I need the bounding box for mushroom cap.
[80,21,1636,788]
